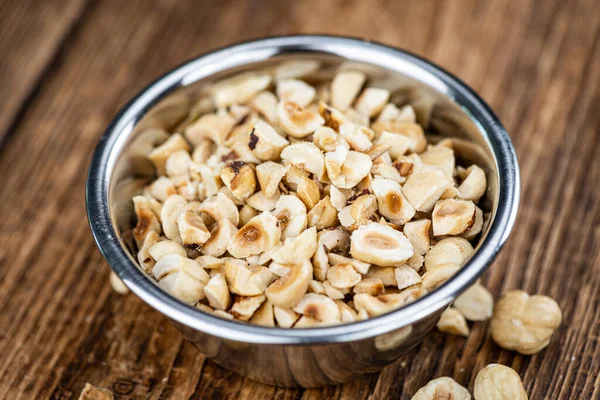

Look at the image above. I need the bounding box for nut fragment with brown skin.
[350,222,414,266]
[432,199,476,236]
[230,294,266,321]
[78,383,114,400]
[148,133,191,175]
[453,282,494,321]
[330,70,366,111]
[292,293,341,325]
[227,212,281,258]
[276,79,316,107]
[265,259,313,308]
[177,210,211,249]
[203,273,230,310]
[339,193,378,229]
[256,161,287,198]
[277,101,325,138]
[403,219,431,255]
[436,307,469,337]
[152,254,209,303]
[403,164,454,213]
[355,88,390,117]
[319,101,347,131]
[220,161,257,200]
[474,364,528,400]
[201,218,238,257]
[132,196,161,247]
[411,377,471,400]
[462,206,484,240]
[249,120,289,161]
[372,178,416,225]
[137,231,159,272]
[490,290,562,355]
[394,153,421,179]
[424,237,474,271]
[273,194,308,239]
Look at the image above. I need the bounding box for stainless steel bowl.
[86,35,520,388]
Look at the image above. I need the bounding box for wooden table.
[1,0,598,398]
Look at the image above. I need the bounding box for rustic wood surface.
[0,0,598,398]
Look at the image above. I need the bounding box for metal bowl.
[86,35,520,388]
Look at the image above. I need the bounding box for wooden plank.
[0,0,598,398]
[0,0,87,147]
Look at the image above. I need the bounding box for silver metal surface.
[86,35,520,387]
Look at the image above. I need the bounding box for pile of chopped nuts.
[131,62,490,328]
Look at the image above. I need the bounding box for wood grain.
[0,0,598,399]
[0,0,88,146]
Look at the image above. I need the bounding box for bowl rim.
[86,35,520,345]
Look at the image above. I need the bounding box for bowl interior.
[88,36,518,344]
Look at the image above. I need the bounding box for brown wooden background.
[1,0,599,399]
